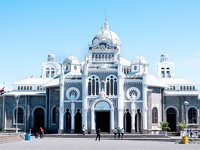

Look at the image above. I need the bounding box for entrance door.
[65,109,71,133]
[135,109,142,133]
[166,108,176,131]
[124,111,132,133]
[75,109,82,133]
[96,111,110,132]
[34,108,45,132]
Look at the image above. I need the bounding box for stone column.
[71,101,75,132]
[111,108,114,131]
[117,57,124,129]
[82,59,88,131]
[131,102,136,132]
[91,108,95,132]
[58,64,64,134]
[142,73,148,132]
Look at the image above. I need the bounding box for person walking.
[95,128,101,141]
[39,127,44,138]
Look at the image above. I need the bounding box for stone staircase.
[45,133,171,141]
[0,133,23,144]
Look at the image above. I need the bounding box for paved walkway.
[0,137,199,150]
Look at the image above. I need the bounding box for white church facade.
[0,22,200,134]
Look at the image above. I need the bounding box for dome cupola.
[92,22,121,49]
[63,56,80,66]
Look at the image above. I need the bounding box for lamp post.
[15,94,20,134]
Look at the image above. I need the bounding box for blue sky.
[1,0,200,87]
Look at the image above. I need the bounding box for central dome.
[92,22,121,46]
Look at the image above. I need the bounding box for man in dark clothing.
[95,128,101,141]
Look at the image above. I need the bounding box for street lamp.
[15,94,20,134]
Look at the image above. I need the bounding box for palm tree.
[159,121,170,136]
[177,122,187,136]
[159,121,171,131]
[177,122,187,131]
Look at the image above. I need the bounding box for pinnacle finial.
[105,9,107,22]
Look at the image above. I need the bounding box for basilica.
[0,22,200,134]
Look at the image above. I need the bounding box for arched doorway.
[34,107,45,132]
[65,109,71,133]
[135,109,142,133]
[166,108,177,131]
[75,109,82,133]
[124,109,131,133]
[95,101,110,133]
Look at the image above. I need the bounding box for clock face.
[100,44,106,50]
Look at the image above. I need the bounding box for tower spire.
[105,9,107,22]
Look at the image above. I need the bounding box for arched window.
[161,67,165,77]
[105,54,107,61]
[152,107,158,123]
[46,68,50,78]
[106,75,118,96]
[114,79,117,95]
[52,107,56,124]
[14,107,24,124]
[188,108,197,124]
[92,78,95,95]
[110,77,113,95]
[95,54,97,59]
[166,67,171,77]
[88,76,100,96]
[106,79,110,95]
[88,79,91,95]
[96,79,99,95]
[51,68,55,78]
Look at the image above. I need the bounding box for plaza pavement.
[0,137,199,150]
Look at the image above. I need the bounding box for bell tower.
[157,52,174,78]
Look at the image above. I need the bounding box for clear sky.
[1,0,200,87]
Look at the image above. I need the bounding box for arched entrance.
[95,101,110,133]
[124,109,132,133]
[135,109,142,133]
[65,109,71,133]
[75,109,82,133]
[34,107,45,132]
[166,108,177,131]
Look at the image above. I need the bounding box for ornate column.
[82,56,88,131]
[142,73,148,132]
[58,64,65,134]
[131,101,136,132]
[71,99,75,132]
[117,56,124,129]
[91,108,95,132]
[111,108,114,131]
